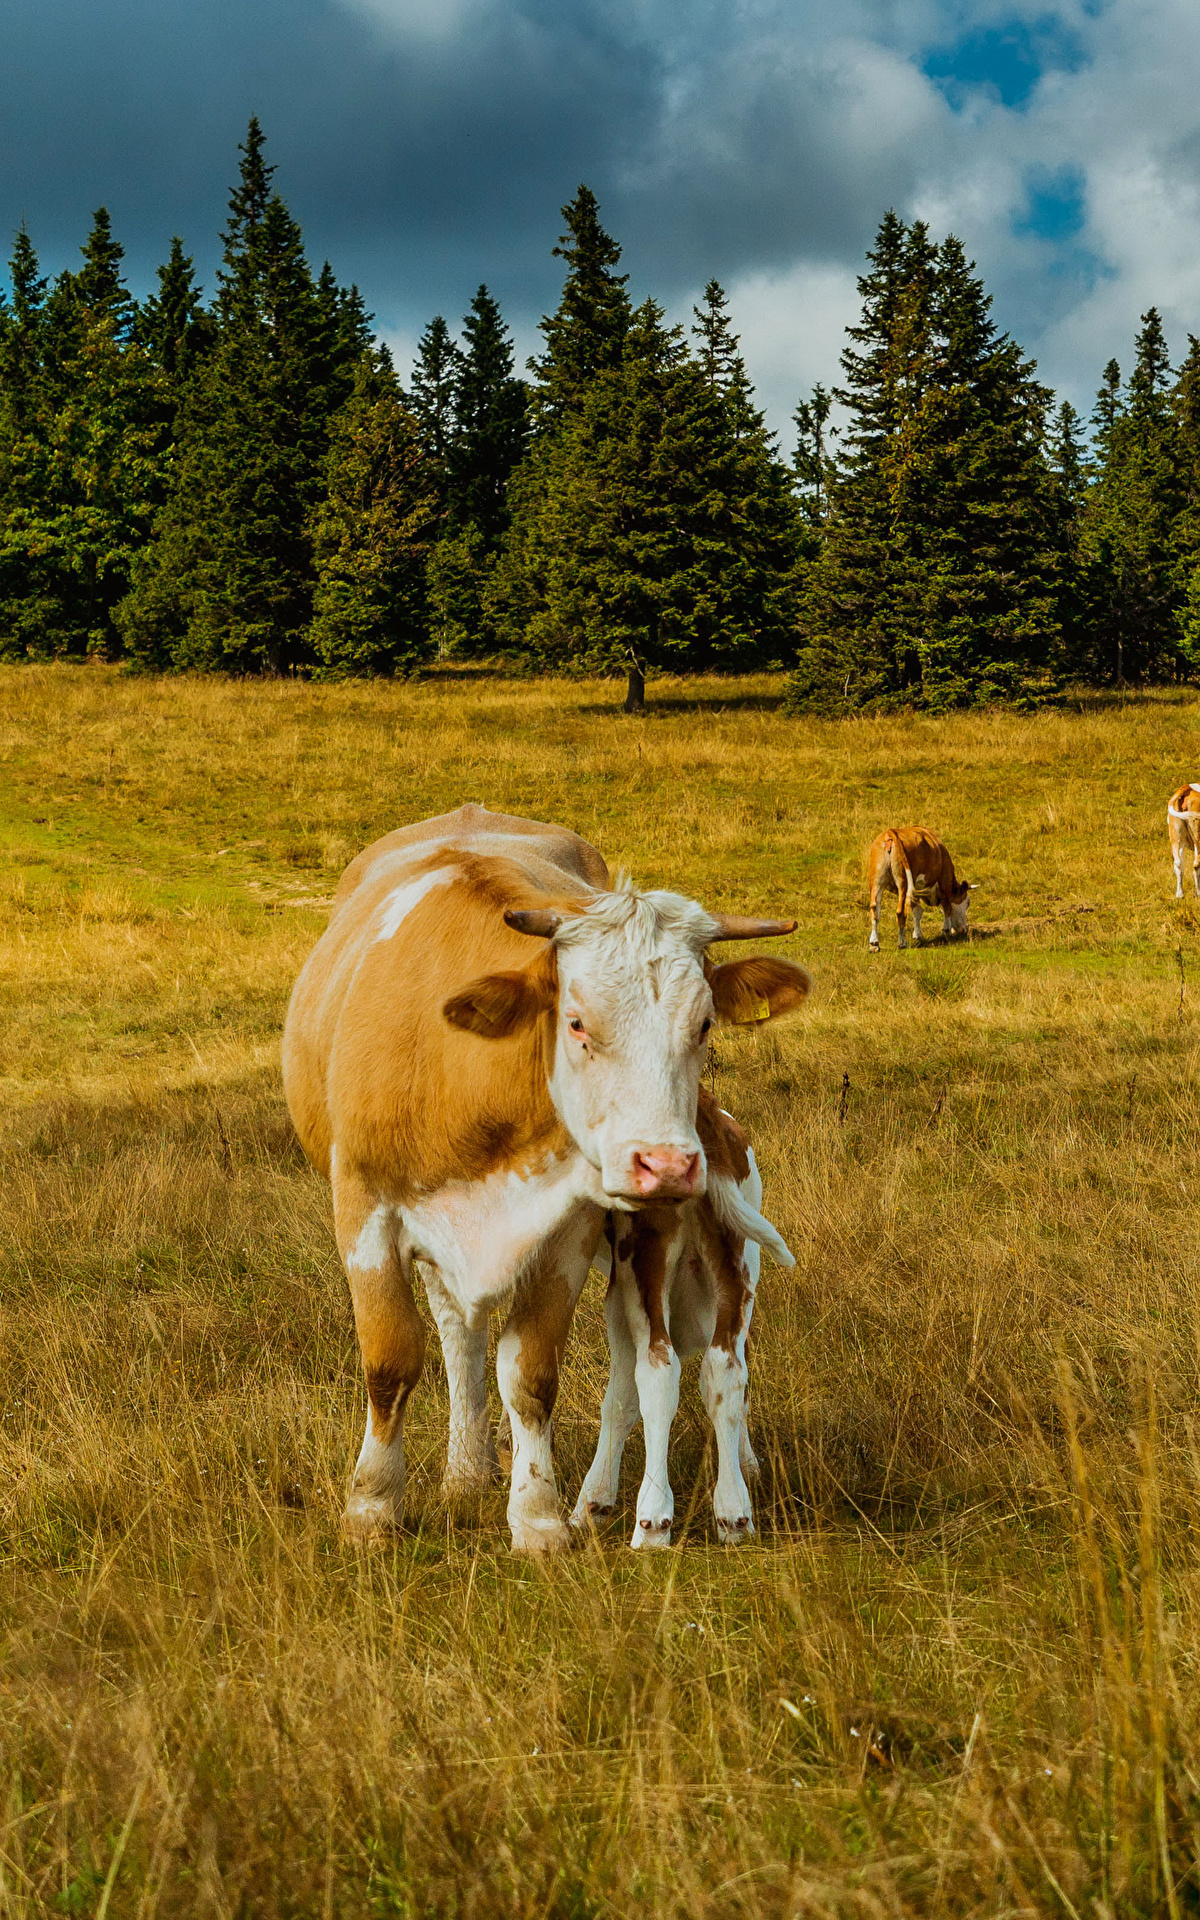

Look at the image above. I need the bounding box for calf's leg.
[334,1164,427,1538]
[616,1215,681,1550]
[699,1224,756,1544]
[571,1271,640,1526]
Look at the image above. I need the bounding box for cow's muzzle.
[611,1146,704,1203]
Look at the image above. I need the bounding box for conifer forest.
[2,119,1198,709]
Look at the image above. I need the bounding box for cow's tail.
[1168,786,1200,823]
[883,828,913,912]
[710,1173,796,1269]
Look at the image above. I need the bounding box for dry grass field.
[4,665,1200,1916]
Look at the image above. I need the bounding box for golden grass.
[4,663,1200,1914]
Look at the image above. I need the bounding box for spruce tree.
[309,349,436,676]
[792,215,1060,709]
[409,316,459,481]
[1080,311,1184,682]
[447,285,528,549]
[0,212,161,660]
[140,238,212,393]
[529,186,630,422]
[793,383,833,530]
[119,119,351,672]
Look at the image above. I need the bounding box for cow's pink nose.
[630,1149,702,1198]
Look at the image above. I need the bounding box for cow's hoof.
[868,941,880,953]
[716,1513,755,1546]
[510,1515,573,1554]
[341,1492,403,1540]
[632,1516,672,1550]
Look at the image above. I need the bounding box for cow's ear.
[443,962,556,1038]
[708,955,810,1027]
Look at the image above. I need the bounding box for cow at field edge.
[867,826,972,951]
[1168,784,1200,898]
[282,804,810,1553]
[571,1091,794,1549]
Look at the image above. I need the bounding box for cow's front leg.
[422,1266,496,1497]
[911,900,924,947]
[496,1214,598,1553]
[571,1272,639,1528]
[335,1163,427,1538]
[1192,841,1199,898]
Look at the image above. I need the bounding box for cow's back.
[284,808,608,1187]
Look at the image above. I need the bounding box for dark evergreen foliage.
[2,134,1199,692]
[790,214,1061,710]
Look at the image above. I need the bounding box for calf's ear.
[708,955,811,1027]
[443,963,556,1038]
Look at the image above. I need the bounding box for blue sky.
[2,0,1196,436]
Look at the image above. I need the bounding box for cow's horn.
[505,907,565,938]
[708,914,798,942]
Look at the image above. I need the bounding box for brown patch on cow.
[504,1263,578,1430]
[627,1212,675,1365]
[697,1086,751,1184]
[616,1233,635,1261]
[696,1205,752,1360]
[366,1361,410,1432]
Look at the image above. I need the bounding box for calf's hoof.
[569,1498,614,1530]
[715,1513,755,1546]
[341,1491,403,1540]
[632,1516,672,1551]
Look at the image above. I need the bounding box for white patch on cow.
[375,866,454,941]
[346,1204,393,1273]
[400,1154,606,1318]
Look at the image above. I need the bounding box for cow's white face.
[548,893,717,1204]
[949,883,971,935]
[443,883,810,1207]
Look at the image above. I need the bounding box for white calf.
[571,1102,793,1549]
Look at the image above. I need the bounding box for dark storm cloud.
[6,0,1200,431]
[0,0,933,345]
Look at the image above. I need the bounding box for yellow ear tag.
[753,996,771,1022]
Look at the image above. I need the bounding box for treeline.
[1,121,1199,703]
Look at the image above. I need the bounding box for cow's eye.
[568,1016,585,1035]
[699,1018,712,1040]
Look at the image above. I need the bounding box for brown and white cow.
[1168,784,1200,898]
[867,826,972,951]
[282,803,809,1552]
[571,1092,794,1549]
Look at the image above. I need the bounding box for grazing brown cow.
[1168,785,1200,898]
[867,826,972,951]
[282,803,809,1552]
[571,1092,794,1549]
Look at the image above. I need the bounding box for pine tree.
[1049,400,1088,675]
[529,186,630,422]
[0,212,162,660]
[309,349,437,676]
[793,383,833,530]
[140,238,212,392]
[791,215,1060,709]
[119,120,352,672]
[1080,311,1184,682]
[447,285,527,549]
[409,316,459,479]
[492,296,797,671]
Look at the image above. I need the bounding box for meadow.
[3,664,1200,1917]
